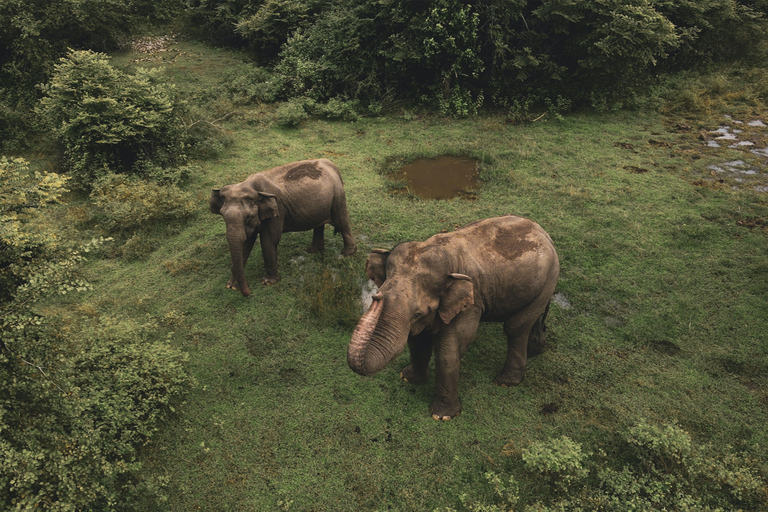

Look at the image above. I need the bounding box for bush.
[0,156,71,304]
[276,97,311,126]
[189,0,768,111]
[0,0,183,90]
[220,63,277,105]
[1,317,193,512]
[454,420,768,510]
[1,156,193,511]
[89,173,198,235]
[522,436,590,491]
[38,50,187,189]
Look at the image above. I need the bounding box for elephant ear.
[257,192,279,220]
[366,249,390,287]
[209,189,224,214]
[438,273,474,324]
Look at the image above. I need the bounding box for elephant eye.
[413,311,422,319]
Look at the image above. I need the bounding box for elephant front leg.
[260,228,282,284]
[401,333,432,385]
[430,337,463,421]
[307,225,325,253]
[228,232,257,291]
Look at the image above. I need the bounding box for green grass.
[46,41,768,510]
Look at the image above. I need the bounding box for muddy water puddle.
[393,156,479,199]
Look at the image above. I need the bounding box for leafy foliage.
[0,0,182,88]
[38,50,187,189]
[0,157,72,304]
[187,0,768,111]
[0,157,193,510]
[90,173,197,233]
[452,421,768,510]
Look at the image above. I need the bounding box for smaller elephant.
[209,159,356,296]
[347,216,559,420]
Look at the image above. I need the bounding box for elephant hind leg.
[308,225,325,253]
[495,305,544,387]
[527,301,550,357]
[330,202,357,255]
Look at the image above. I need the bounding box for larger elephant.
[347,215,559,420]
[209,159,356,296]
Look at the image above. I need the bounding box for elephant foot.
[430,399,462,421]
[262,276,280,285]
[307,244,325,254]
[341,245,357,256]
[226,279,251,296]
[400,364,429,385]
[494,370,525,387]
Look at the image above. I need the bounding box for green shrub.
[1,316,193,512]
[0,0,183,90]
[1,156,193,511]
[89,173,198,235]
[276,97,311,126]
[0,156,71,304]
[522,436,590,491]
[455,421,768,510]
[623,418,692,472]
[220,63,277,105]
[38,50,186,189]
[188,0,768,111]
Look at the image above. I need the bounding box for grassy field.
[49,41,768,510]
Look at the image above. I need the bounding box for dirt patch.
[540,402,561,415]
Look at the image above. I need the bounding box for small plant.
[522,436,590,491]
[276,97,310,127]
[623,418,692,473]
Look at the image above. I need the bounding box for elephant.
[347,215,559,420]
[209,159,356,296]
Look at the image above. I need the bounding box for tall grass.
[47,42,768,510]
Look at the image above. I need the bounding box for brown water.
[394,156,479,199]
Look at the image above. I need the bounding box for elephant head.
[209,184,279,297]
[348,244,475,376]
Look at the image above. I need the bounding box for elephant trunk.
[348,293,409,376]
[226,223,251,297]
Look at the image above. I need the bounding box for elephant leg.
[308,225,325,253]
[430,310,480,420]
[401,332,432,385]
[228,232,258,290]
[496,307,542,386]
[331,203,357,256]
[260,225,282,284]
[527,301,550,357]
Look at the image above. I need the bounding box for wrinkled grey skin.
[348,216,559,420]
[209,159,356,296]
